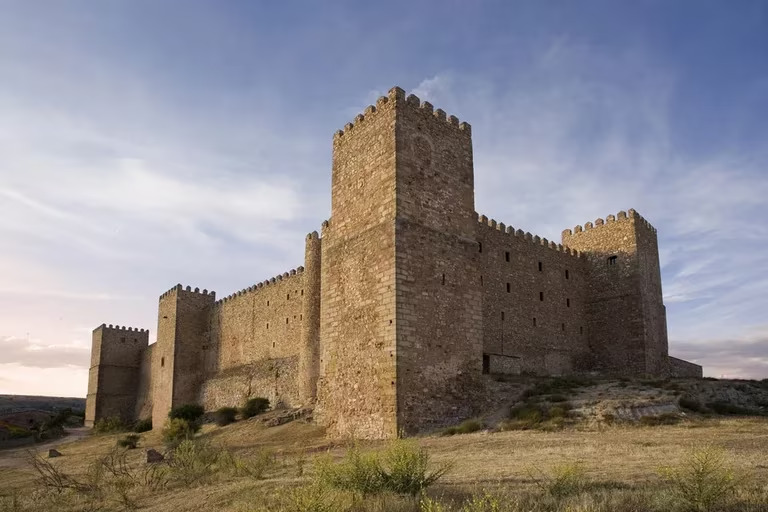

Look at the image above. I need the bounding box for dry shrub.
[659,446,736,511]
[162,418,200,448]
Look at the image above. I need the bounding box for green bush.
[167,439,219,486]
[168,404,205,423]
[379,439,451,498]
[441,419,483,436]
[316,446,385,499]
[214,406,238,426]
[132,418,152,433]
[502,402,572,431]
[531,462,591,498]
[93,416,125,434]
[161,418,200,448]
[679,395,706,413]
[241,397,270,419]
[659,446,736,511]
[117,434,140,449]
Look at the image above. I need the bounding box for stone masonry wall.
[477,219,590,375]
[669,356,703,378]
[134,343,154,421]
[202,269,305,409]
[316,89,399,439]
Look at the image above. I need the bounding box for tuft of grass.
[441,419,484,436]
[530,461,591,498]
[132,418,152,433]
[162,418,200,448]
[116,434,140,449]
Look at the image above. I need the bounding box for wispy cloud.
[0,336,90,369]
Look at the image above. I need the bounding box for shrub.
[117,434,140,449]
[502,402,572,431]
[659,446,736,511]
[132,418,152,433]
[316,446,385,499]
[285,483,344,512]
[168,404,205,423]
[161,418,200,448]
[440,419,483,436]
[679,395,706,413]
[218,448,275,479]
[166,439,219,486]
[241,397,270,419]
[214,406,238,426]
[379,440,452,498]
[532,462,591,498]
[93,416,125,434]
[706,401,762,416]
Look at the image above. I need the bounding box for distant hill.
[0,395,85,415]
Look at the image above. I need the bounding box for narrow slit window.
[287,293,290,300]
[506,283,511,293]
[286,317,289,324]
[161,357,165,368]
[272,342,276,348]
[301,289,304,296]
[561,323,565,331]
[480,275,484,286]
[267,300,269,306]
[501,311,505,321]
[580,326,584,334]
[538,261,543,272]
[608,255,618,265]
[533,317,537,327]
[566,298,570,307]
[441,273,445,285]
[565,269,570,279]
[266,323,269,330]
[478,242,483,253]
[505,251,510,262]
[540,291,544,301]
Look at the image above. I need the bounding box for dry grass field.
[1,379,767,511]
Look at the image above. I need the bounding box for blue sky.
[0,1,766,396]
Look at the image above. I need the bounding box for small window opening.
[267,300,270,306]
[580,326,584,334]
[533,317,537,327]
[501,311,505,321]
[565,269,570,279]
[120,337,125,343]
[539,291,544,301]
[608,255,618,265]
[566,298,570,307]
[287,293,290,300]
[266,323,269,330]
[505,251,510,262]
[286,317,289,324]
[561,323,565,331]
[506,283,511,293]
[538,261,543,272]
[133,338,137,343]
[480,275,484,286]
[161,357,165,368]
[441,273,445,285]
[482,354,490,374]
[301,289,304,296]
[300,314,303,320]
[478,242,483,253]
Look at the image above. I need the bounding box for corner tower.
[562,210,668,376]
[316,87,482,438]
[85,324,149,427]
[152,284,215,428]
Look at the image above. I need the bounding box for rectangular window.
[441,273,446,285]
[580,326,584,334]
[480,275,483,286]
[540,291,544,301]
[566,298,570,307]
[287,293,290,300]
[478,242,483,253]
[561,323,565,331]
[501,311,505,321]
[538,261,543,272]
[533,317,537,327]
[608,255,618,265]
[565,269,570,279]
[505,251,510,262]
[506,283,511,293]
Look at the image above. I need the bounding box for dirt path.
[0,427,89,469]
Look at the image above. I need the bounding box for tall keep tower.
[316,87,483,439]
[562,210,668,376]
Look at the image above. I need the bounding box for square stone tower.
[316,87,483,439]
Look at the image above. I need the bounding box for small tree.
[214,407,238,426]
[168,404,205,423]
[241,397,270,419]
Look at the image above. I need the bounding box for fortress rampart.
[85,86,702,437]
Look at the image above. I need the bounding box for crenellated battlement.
[476,212,582,258]
[216,266,305,305]
[159,284,216,300]
[333,86,471,141]
[562,208,657,238]
[97,323,149,334]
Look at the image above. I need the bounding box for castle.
[85,87,702,439]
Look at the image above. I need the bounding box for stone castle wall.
[477,218,590,375]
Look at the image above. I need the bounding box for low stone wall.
[669,356,703,378]
[199,357,299,411]
[486,353,521,375]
